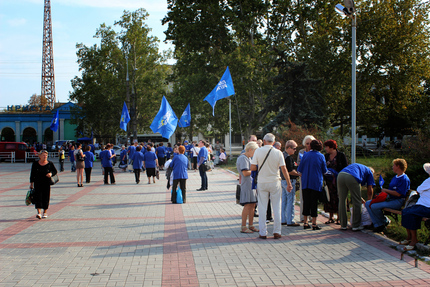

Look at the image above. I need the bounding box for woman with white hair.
[237,142,259,233]
[297,135,316,223]
[401,163,430,251]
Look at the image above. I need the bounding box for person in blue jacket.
[131,146,145,184]
[338,163,375,231]
[83,145,95,183]
[100,146,115,184]
[197,140,208,191]
[156,142,166,170]
[143,145,159,184]
[170,145,189,203]
[165,143,173,161]
[366,158,410,232]
[297,140,328,230]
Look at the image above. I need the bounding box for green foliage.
[69,9,169,142]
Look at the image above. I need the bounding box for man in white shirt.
[251,133,292,239]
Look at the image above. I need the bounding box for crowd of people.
[27,135,430,251]
[236,132,430,250]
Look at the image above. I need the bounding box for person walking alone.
[197,140,208,191]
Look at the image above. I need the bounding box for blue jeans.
[365,197,404,227]
[281,179,296,224]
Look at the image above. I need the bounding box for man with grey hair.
[251,133,293,239]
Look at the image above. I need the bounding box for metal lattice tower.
[41,0,56,108]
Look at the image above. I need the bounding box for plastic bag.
[176,187,183,204]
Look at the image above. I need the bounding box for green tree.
[69,9,169,142]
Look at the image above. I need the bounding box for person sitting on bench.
[365,158,410,233]
[401,163,430,251]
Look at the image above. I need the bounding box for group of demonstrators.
[236,132,430,249]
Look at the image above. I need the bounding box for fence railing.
[0,152,15,163]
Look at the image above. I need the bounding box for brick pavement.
[1,161,430,286]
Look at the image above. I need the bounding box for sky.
[0,0,174,108]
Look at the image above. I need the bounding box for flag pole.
[229,97,232,159]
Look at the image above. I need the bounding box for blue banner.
[150,96,178,139]
[50,110,59,132]
[120,102,131,132]
[178,103,191,128]
[204,66,235,115]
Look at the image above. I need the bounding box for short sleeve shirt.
[250,145,285,183]
[341,163,376,186]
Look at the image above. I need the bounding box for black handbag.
[319,181,330,204]
[50,174,59,185]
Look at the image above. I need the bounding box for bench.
[382,190,430,245]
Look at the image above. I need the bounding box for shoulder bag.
[254,147,273,185]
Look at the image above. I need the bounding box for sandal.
[403,245,415,251]
[240,226,253,233]
[303,224,311,230]
[36,214,42,219]
[249,225,259,232]
[399,240,411,245]
[325,219,335,224]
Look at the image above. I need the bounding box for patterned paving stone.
[1,161,430,286]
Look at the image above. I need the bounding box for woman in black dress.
[30,150,57,219]
[323,140,348,224]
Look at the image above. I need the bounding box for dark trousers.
[134,169,141,183]
[103,167,115,184]
[171,179,187,203]
[302,188,319,217]
[84,167,92,183]
[199,164,208,189]
[192,157,197,170]
[59,159,64,172]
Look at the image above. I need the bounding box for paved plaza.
[1,161,430,287]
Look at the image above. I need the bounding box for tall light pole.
[335,1,357,163]
[125,55,130,144]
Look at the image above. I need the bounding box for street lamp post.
[335,1,357,164]
[125,55,130,143]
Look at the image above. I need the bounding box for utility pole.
[125,55,130,143]
[41,0,56,109]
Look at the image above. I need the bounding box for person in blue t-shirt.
[338,163,375,230]
[184,140,193,169]
[170,145,189,203]
[143,146,159,184]
[100,146,115,184]
[131,146,145,184]
[127,142,137,164]
[156,143,166,170]
[365,158,410,232]
[197,140,208,191]
[83,145,95,183]
[165,143,173,161]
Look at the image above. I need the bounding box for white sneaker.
[352,226,364,231]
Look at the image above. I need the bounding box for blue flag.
[379,175,385,188]
[204,66,235,115]
[50,110,59,132]
[178,103,191,128]
[150,96,178,139]
[120,102,131,132]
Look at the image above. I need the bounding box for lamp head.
[343,0,356,14]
